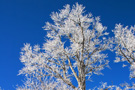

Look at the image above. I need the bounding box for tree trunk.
[78,62,86,90]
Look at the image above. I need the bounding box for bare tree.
[18,3,111,90]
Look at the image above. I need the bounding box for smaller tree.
[113,24,135,78]
[91,24,135,90]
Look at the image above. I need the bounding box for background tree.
[18,3,111,90]
[113,24,135,78]
[94,24,135,90]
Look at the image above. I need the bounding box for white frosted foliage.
[18,3,111,90]
[113,24,135,78]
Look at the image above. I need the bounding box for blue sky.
[0,0,135,89]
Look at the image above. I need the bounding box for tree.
[18,3,111,90]
[113,24,135,78]
[92,24,135,90]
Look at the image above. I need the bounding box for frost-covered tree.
[18,3,111,90]
[95,24,135,90]
[88,24,135,90]
[113,24,135,78]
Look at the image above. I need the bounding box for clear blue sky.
[0,0,135,89]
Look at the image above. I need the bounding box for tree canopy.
[16,3,135,90]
